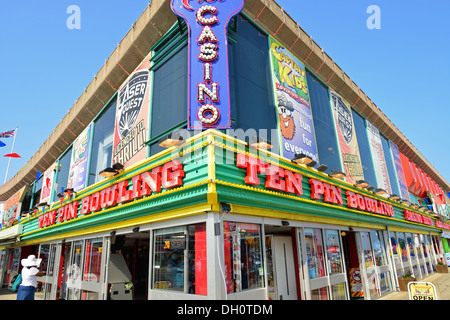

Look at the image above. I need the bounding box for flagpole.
[4,127,18,184]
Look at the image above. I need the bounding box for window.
[149,44,188,156]
[304,228,326,279]
[52,147,72,201]
[370,230,387,266]
[324,229,343,275]
[66,240,83,300]
[227,15,278,148]
[83,238,103,283]
[32,175,43,207]
[223,222,263,293]
[352,110,377,187]
[306,71,341,170]
[396,232,408,262]
[88,99,117,186]
[361,232,374,268]
[390,231,401,265]
[152,223,207,295]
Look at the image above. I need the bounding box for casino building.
[0,0,449,300]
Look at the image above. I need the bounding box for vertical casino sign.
[171,0,245,130]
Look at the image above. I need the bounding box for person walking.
[16,255,45,300]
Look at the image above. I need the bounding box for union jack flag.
[0,129,15,138]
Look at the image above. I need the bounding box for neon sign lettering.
[38,160,185,229]
[171,0,245,130]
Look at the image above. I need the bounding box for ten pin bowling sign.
[170,0,245,130]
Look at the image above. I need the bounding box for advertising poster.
[68,123,92,192]
[366,121,392,194]
[112,54,151,169]
[39,162,56,204]
[269,36,318,162]
[389,141,410,201]
[330,90,364,184]
[2,186,28,228]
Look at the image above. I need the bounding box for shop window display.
[397,232,409,262]
[389,231,401,265]
[370,230,387,266]
[304,228,326,279]
[324,229,343,275]
[152,223,207,295]
[223,222,263,294]
[83,238,103,283]
[360,232,374,268]
[330,283,347,300]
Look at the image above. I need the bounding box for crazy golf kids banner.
[269,36,318,162]
[367,121,392,194]
[68,123,93,193]
[112,53,151,169]
[330,90,364,184]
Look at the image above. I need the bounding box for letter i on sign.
[170,0,245,130]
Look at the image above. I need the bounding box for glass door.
[298,227,348,300]
[65,240,84,300]
[41,243,63,300]
[357,230,392,299]
[80,237,107,300]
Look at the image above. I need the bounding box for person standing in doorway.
[17,255,45,300]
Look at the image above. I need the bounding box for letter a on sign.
[170,0,245,130]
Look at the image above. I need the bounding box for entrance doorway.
[109,231,149,300]
[341,231,364,300]
[265,226,298,300]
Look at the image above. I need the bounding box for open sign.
[408,282,438,300]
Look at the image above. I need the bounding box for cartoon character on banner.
[277,92,295,140]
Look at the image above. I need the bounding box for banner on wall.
[269,36,318,162]
[330,90,364,184]
[2,186,28,228]
[39,162,56,204]
[366,121,392,194]
[112,54,151,169]
[68,123,93,193]
[389,141,410,201]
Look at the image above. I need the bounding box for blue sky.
[0,1,449,190]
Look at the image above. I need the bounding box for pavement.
[1,271,449,300]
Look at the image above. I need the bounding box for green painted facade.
[16,130,445,245]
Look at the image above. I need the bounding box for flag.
[4,153,21,158]
[0,129,15,138]
[0,141,5,147]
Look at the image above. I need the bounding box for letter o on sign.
[197,104,220,125]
